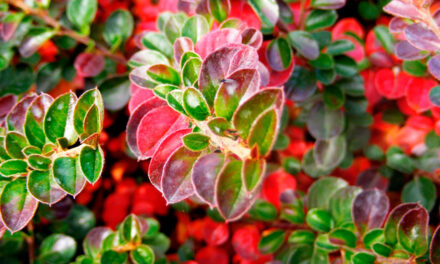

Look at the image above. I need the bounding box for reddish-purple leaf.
[0,13,23,42]
[194,28,242,59]
[352,189,389,234]
[0,95,16,126]
[128,83,155,114]
[383,0,423,20]
[215,157,257,221]
[126,97,167,157]
[192,152,225,205]
[395,41,428,61]
[257,62,270,87]
[27,170,67,205]
[161,147,202,203]
[178,0,197,14]
[6,95,37,133]
[389,17,408,34]
[355,168,389,191]
[214,68,260,120]
[398,207,429,256]
[137,105,188,158]
[148,129,191,189]
[0,179,38,232]
[428,55,440,81]
[174,37,194,65]
[405,23,440,52]
[83,227,113,258]
[430,225,440,263]
[241,27,263,49]
[74,53,105,77]
[384,203,420,246]
[434,9,440,27]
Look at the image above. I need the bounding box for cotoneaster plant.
[0,88,104,234]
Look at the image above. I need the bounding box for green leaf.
[326,39,355,55]
[181,58,202,87]
[24,94,53,148]
[248,108,278,157]
[248,0,279,30]
[100,250,127,264]
[5,132,28,159]
[371,242,392,257]
[233,88,282,140]
[19,27,55,58]
[258,229,285,254]
[288,31,320,60]
[207,117,230,136]
[38,234,77,264]
[308,177,348,209]
[288,230,315,245]
[99,76,131,111]
[52,156,86,196]
[166,90,186,115]
[323,85,345,109]
[182,87,210,121]
[358,1,379,20]
[164,14,184,43]
[313,135,346,171]
[242,158,265,192]
[73,88,104,136]
[307,101,345,140]
[36,62,63,93]
[128,50,169,68]
[103,10,134,50]
[153,84,179,99]
[266,37,292,71]
[352,252,376,264]
[118,214,141,244]
[329,186,362,226]
[79,145,104,184]
[373,25,394,54]
[315,233,339,252]
[309,53,334,70]
[0,179,38,232]
[44,92,78,145]
[306,208,333,232]
[282,157,301,175]
[386,149,414,174]
[305,10,337,31]
[362,228,384,249]
[249,199,277,221]
[142,32,173,59]
[329,228,357,247]
[130,245,155,264]
[315,68,336,85]
[0,159,27,177]
[147,64,181,86]
[182,133,210,151]
[181,15,209,44]
[66,0,97,34]
[83,104,101,138]
[403,60,427,77]
[397,207,429,256]
[83,227,113,258]
[334,55,357,77]
[27,170,66,205]
[0,64,34,97]
[28,154,51,170]
[401,177,436,211]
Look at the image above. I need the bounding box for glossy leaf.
[0,179,38,232]
[66,0,97,33]
[329,186,362,226]
[233,88,283,140]
[181,57,202,87]
[142,32,173,59]
[5,132,27,159]
[329,228,356,247]
[130,245,155,264]
[83,227,113,258]
[182,133,210,151]
[181,15,210,44]
[398,207,429,256]
[52,157,86,196]
[24,94,53,148]
[428,55,440,81]
[214,69,259,120]
[288,31,320,60]
[44,92,78,145]
[326,39,355,55]
[128,50,169,69]
[174,37,194,66]
[313,135,346,171]
[27,170,66,205]
[192,152,225,205]
[306,208,333,232]
[248,108,278,157]
[28,154,51,171]
[305,10,337,31]
[266,37,292,71]
[0,159,27,177]
[405,23,440,52]
[248,0,279,29]
[353,189,390,234]
[258,229,285,254]
[79,146,104,184]
[308,177,348,209]
[401,177,436,211]
[182,87,210,121]
[242,158,265,192]
[161,147,201,203]
[384,203,420,246]
[311,0,346,10]
[6,95,36,133]
[307,102,345,140]
[103,10,134,50]
[147,64,181,86]
[430,225,440,263]
[38,234,76,264]
[19,27,55,58]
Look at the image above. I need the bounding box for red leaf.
[192,152,225,206]
[195,28,242,59]
[148,129,191,190]
[74,53,106,77]
[406,77,436,113]
[137,105,189,158]
[375,69,413,99]
[128,83,155,114]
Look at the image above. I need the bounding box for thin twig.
[6,0,127,64]
[298,0,307,30]
[26,221,35,263]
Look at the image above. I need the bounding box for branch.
[26,221,35,263]
[6,0,127,64]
